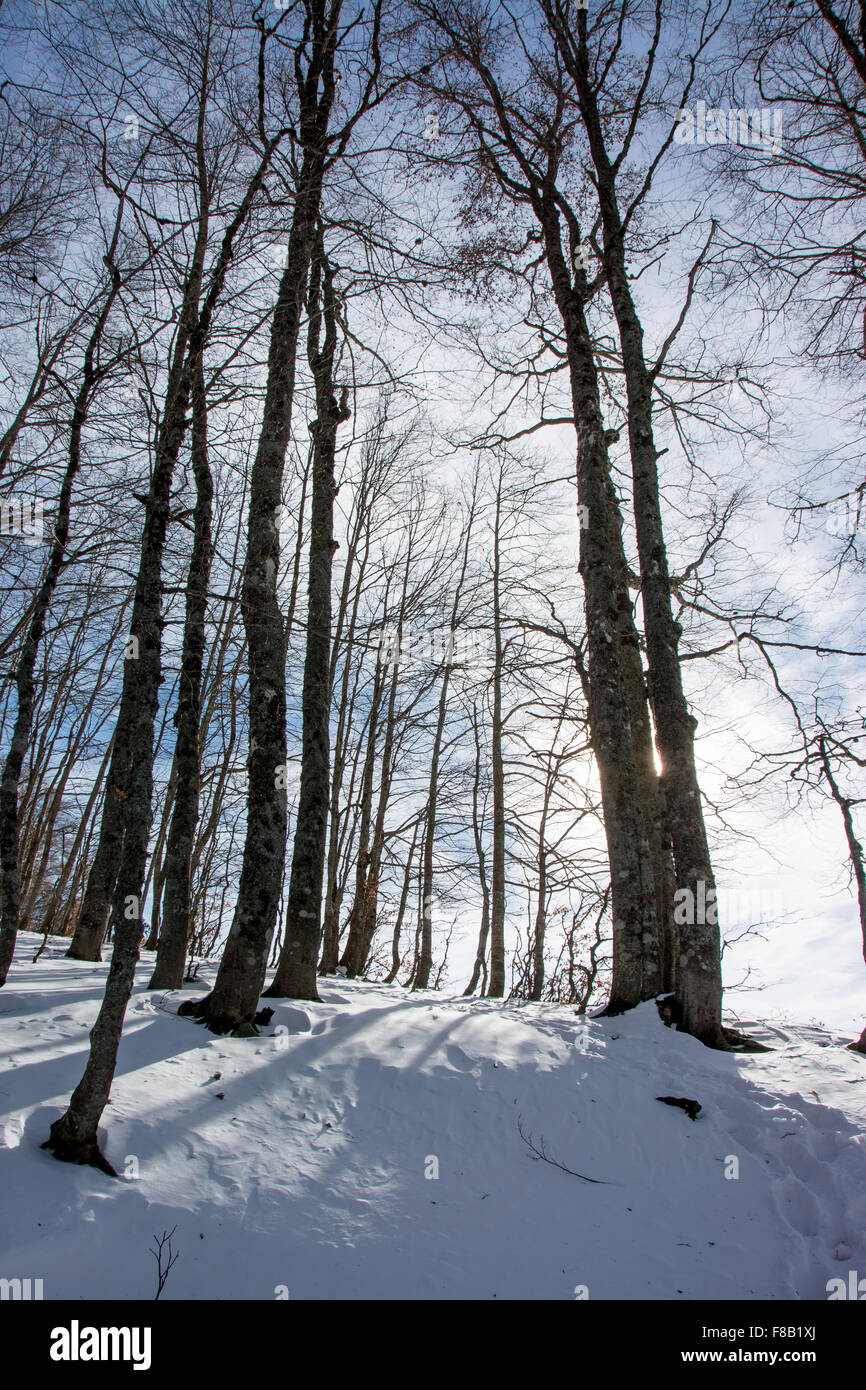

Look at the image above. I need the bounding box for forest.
[0,0,864,1239]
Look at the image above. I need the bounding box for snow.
[1,931,864,1300]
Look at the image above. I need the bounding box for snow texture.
[1,932,864,1300]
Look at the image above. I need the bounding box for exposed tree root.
[654,995,769,1052]
[177,993,259,1037]
[41,1117,118,1177]
[723,1026,773,1053]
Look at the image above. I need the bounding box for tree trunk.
[540,200,660,1012]
[148,352,213,989]
[41,874,141,1177]
[818,737,866,1054]
[464,703,491,996]
[487,483,507,997]
[355,668,400,977]
[413,677,448,990]
[46,119,282,1161]
[529,761,557,1002]
[385,818,419,983]
[571,53,724,1043]
[181,145,331,1034]
[338,658,385,977]
[414,499,473,989]
[0,208,124,985]
[266,232,349,999]
[609,510,670,1001]
[319,483,374,971]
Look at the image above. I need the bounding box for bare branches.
[149,1226,180,1300]
[516,1114,611,1184]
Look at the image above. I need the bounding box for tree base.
[177,992,259,1037]
[723,1026,772,1053]
[597,996,638,1017]
[41,1117,117,1177]
[65,945,102,963]
[262,980,321,1003]
[146,968,183,991]
[656,993,679,1028]
[655,994,763,1052]
[846,1027,866,1055]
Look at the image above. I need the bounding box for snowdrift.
[1,933,864,1300]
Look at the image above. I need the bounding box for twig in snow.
[150,1226,180,1300]
[516,1115,611,1184]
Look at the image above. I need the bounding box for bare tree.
[181,0,388,1034]
[0,188,128,985]
[412,0,664,1013]
[42,5,289,1166]
[265,224,350,999]
[547,0,726,1043]
[147,348,213,989]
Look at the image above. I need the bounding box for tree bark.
[818,736,866,1054]
[181,142,332,1033]
[385,817,419,983]
[266,230,349,999]
[569,39,724,1043]
[319,467,376,971]
[46,101,282,1162]
[148,352,213,989]
[353,656,400,977]
[415,0,661,1010]
[0,203,124,985]
[415,500,474,989]
[464,702,491,996]
[338,657,385,977]
[487,480,507,997]
[540,200,661,1012]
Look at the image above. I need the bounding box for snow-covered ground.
[1,932,864,1300]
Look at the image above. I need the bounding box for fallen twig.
[516,1115,612,1184]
